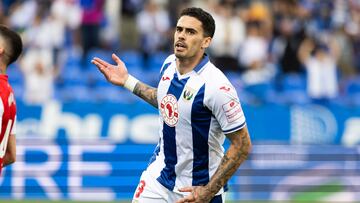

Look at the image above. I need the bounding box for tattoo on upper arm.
[133,81,158,108]
[227,129,251,159]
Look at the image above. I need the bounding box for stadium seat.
[148,51,169,71]
[63,47,82,67]
[345,76,360,95]
[93,86,136,103]
[280,73,307,92]
[83,48,113,70]
[275,73,310,105]
[119,50,144,69]
[243,81,275,104]
[56,85,93,102]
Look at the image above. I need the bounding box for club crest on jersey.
[160,94,179,127]
[183,87,195,101]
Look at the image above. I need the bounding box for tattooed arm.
[133,81,158,108]
[205,126,251,196]
[177,126,251,203]
[91,53,158,108]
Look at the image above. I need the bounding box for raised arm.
[298,38,314,65]
[177,126,251,203]
[91,54,158,108]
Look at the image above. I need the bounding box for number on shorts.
[135,180,146,198]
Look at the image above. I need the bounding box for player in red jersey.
[0,25,23,175]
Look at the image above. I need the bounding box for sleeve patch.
[222,100,243,123]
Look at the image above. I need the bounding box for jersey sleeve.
[206,83,246,134]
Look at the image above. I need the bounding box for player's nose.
[177,31,186,40]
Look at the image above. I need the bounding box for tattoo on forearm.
[206,129,251,196]
[133,82,158,108]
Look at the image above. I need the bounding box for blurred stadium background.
[1,0,360,202]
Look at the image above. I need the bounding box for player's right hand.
[91,53,129,86]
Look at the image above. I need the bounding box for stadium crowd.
[0,0,359,106]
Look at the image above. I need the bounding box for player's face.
[174,16,211,59]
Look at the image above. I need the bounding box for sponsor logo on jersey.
[162,76,171,81]
[160,94,179,127]
[219,85,231,92]
[222,99,243,123]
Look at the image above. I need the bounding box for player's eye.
[176,27,183,32]
[187,30,195,35]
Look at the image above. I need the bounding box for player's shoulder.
[163,54,176,65]
[201,62,232,88]
[0,80,12,93]
[160,54,176,73]
[0,81,14,107]
[200,62,239,100]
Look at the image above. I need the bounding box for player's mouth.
[175,41,187,51]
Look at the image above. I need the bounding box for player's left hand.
[176,186,212,203]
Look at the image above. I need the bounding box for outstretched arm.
[177,126,251,203]
[91,54,158,108]
[133,81,158,108]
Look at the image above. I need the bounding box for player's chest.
[0,87,16,120]
[157,72,205,127]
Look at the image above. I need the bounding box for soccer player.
[92,7,251,203]
[0,25,22,175]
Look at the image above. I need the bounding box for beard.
[174,48,187,59]
[174,52,186,59]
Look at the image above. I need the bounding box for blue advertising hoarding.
[0,101,359,201]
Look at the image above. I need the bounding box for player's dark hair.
[180,7,215,38]
[0,25,23,66]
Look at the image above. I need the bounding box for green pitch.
[0,201,315,203]
[0,201,358,203]
[0,201,264,203]
[0,201,125,203]
[0,201,246,203]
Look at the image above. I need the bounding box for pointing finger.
[91,59,107,72]
[92,57,112,68]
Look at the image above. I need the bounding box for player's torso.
[157,59,222,150]
[151,56,226,191]
[158,64,207,132]
[0,75,16,169]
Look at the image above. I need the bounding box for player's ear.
[0,47,4,55]
[201,37,212,49]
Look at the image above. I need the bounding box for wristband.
[123,74,139,92]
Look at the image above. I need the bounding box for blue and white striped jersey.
[146,54,246,194]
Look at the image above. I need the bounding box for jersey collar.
[193,53,209,73]
[0,74,8,82]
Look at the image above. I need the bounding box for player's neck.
[176,54,204,75]
[0,63,6,74]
